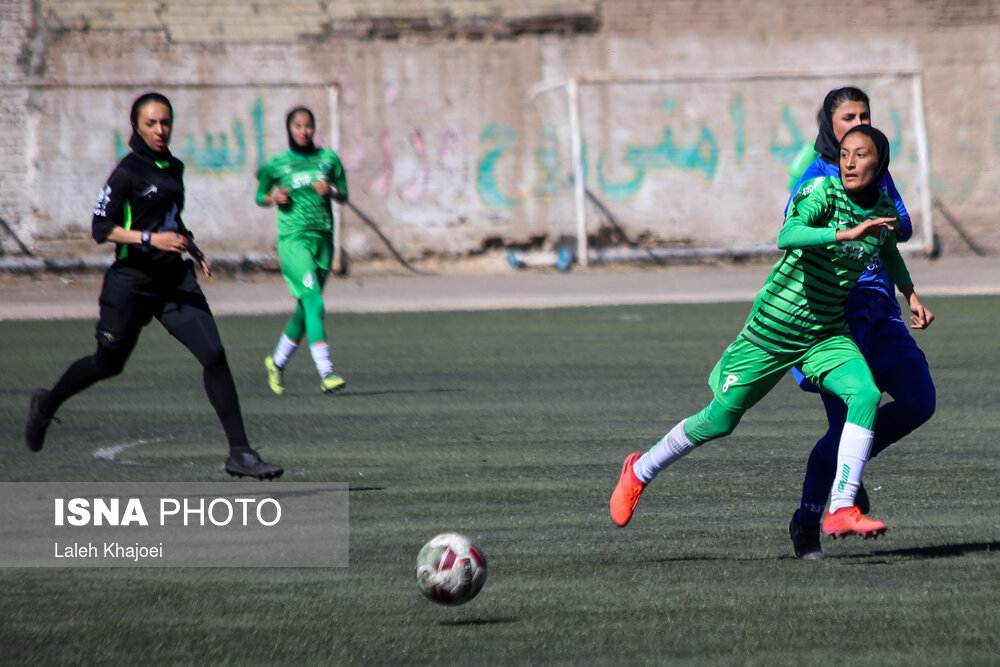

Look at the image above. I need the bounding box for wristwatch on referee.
[141,230,152,246]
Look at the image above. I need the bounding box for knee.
[852,384,882,411]
[300,292,325,315]
[711,414,740,439]
[94,345,129,378]
[200,345,229,371]
[841,384,881,429]
[900,385,936,426]
[687,401,743,442]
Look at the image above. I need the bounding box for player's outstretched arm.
[898,284,934,329]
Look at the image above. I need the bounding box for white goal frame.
[529,70,934,267]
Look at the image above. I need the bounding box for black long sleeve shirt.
[91,151,191,266]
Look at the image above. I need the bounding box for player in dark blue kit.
[786,87,936,558]
[24,92,282,480]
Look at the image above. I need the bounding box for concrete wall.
[1,0,998,267]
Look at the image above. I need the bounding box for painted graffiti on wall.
[476,122,522,210]
[103,88,484,226]
[114,96,268,173]
[102,87,913,217]
[521,94,911,206]
[75,79,937,256]
[502,80,934,249]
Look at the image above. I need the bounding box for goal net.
[525,71,933,266]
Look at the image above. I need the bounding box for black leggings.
[47,262,250,453]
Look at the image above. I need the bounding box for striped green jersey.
[741,176,911,353]
[255,148,348,239]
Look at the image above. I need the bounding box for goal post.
[527,70,934,267]
[328,82,346,275]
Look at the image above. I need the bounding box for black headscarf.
[128,92,173,162]
[840,125,890,208]
[814,87,870,164]
[286,106,317,155]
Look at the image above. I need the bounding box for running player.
[24,92,283,480]
[610,126,932,542]
[786,88,936,559]
[256,106,349,395]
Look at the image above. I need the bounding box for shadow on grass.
[863,541,1000,560]
[336,388,463,398]
[269,388,462,399]
[438,616,518,627]
[642,541,999,564]
[649,555,778,563]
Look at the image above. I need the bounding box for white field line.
[92,437,172,465]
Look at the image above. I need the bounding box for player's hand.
[312,181,332,197]
[908,298,934,329]
[186,240,211,278]
[197,256,212,279]
[840,218,896,242]
[272,187,290,205]
[153,232,189,253]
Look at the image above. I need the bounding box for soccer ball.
[415,532,487,605]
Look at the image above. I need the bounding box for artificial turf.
[2,297,998,665]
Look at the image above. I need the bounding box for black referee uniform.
[25,124,281,480]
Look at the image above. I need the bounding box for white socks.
[310,342,334,378]
[631,419,874,514]
[275,336,336,378]
[272,334,298,368]
[633,420,696,484]
[828,422,875,513]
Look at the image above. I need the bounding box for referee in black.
[25,91,282,480]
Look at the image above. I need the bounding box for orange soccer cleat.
[610,452,646,527]
[822,506,887,540]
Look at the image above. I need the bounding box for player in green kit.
[610,125,933,543]
[256,106,349,395]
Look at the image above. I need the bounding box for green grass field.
[2,296,998,665]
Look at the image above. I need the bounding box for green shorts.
[708,334,867,412]
[277,232,333,299]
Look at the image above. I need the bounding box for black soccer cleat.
[224,450,284,480]
[789,513,824,560]
[855,482,871,515]
[25,389,56,452]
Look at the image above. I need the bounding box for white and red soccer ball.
[415,532,487,605]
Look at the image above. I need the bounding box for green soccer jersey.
[255,148,348,239]
[741,176,911,353]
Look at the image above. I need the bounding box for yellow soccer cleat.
[265,356,285,396]
[321,373,346,394]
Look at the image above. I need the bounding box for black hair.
[130,92,173,127]
[840,124,890,207]
[826,87,869,114]
[128,92,174,158]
